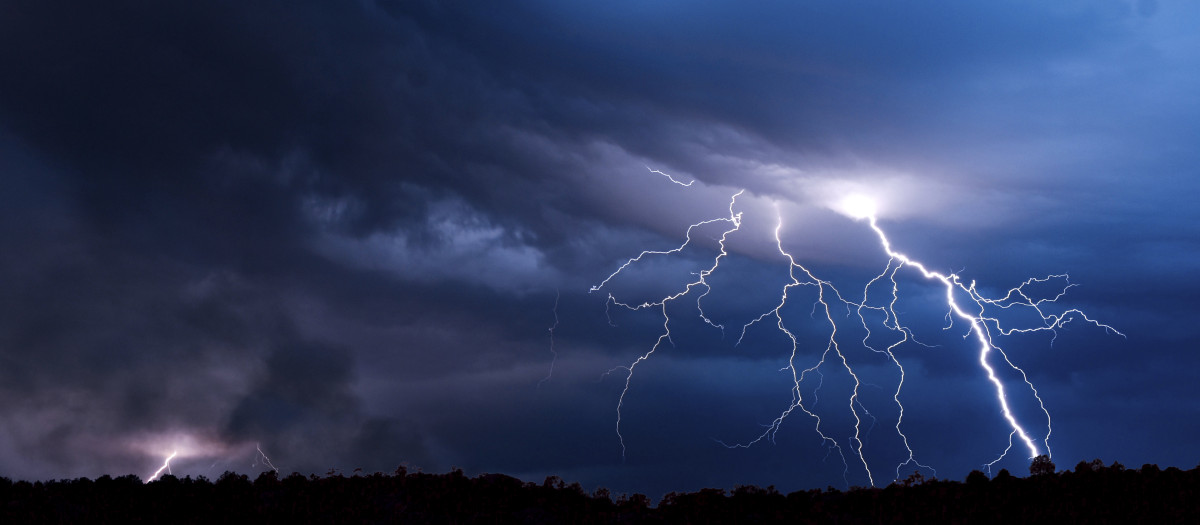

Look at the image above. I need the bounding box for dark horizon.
[5,457,1200,523]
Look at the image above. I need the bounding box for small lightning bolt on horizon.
[147,450,177,482]
[592,186,1123,486]
[538,289,561,389]
[256,443,279,474]
[138,436,281,482]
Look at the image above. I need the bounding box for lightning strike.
[256,443,279,474]
[538,289,561,389]
[592,190,744,459]
[860,211,1123,463]
[593,185,1123,486]
[148,450,177,482]
[137,434,283,482]
[647,166,695,187]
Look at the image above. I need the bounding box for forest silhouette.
[2,457,1198,522]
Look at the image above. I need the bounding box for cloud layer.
[1,1,1198,495]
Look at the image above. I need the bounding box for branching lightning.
[593,190,744,459]
[861,212,1122,465]
[592,183,1123,486]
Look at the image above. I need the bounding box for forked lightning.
[591,179,1122,485]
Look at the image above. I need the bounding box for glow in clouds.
[592,183,1123,486]
[137,433,280,483]
[835,194,878,220]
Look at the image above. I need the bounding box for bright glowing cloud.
[834,194,879,220]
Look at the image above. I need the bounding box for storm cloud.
[1,0,1198,496]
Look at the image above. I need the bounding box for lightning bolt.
[538,290,561,389]
[646,166,695,187]
[592,190,744,459]
[861,212,1123,465]
[256,443,279,474]
[723,212,858,482]
[139,435,282,482]
[147,450,177,482]
[592,183,1122,486]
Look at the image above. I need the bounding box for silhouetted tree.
[1075,458,1106,474]
[993,469,1014,485]
[592,486,611,500]
[900,469,926,487]
[966,470,989,486]
[1030,454,1056,476]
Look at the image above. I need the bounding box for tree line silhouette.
[2,457,1198,523]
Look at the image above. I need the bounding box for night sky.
[2,1,1198,497]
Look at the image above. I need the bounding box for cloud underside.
[0,0,1197,493]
